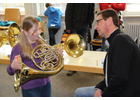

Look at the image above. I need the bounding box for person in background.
[75,9,140,97]
[44,3,63,46]
[65,3,95,76]
[99,3,126,28]
[99,3,126,51]
[7,16,63,97]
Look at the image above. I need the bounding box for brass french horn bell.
[0,23,21,47]
[64,34,86,58]
[14,33,86,92]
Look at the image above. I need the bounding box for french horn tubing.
[14,33,86,92]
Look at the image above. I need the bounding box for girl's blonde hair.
[18,16,45,59]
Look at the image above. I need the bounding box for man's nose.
[95,24,97,30]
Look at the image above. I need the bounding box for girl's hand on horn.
[11,55,21,71]
[57,47,64,57]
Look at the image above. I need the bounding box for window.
[44,3,67,15]
[0,3,25,15]
[122,3,140,16]
[126,3,140,12]
[52,3,67,15]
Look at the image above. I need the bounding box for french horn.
[14,33,86,92]
[0,23,21,47]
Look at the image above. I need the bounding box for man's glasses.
[96,18,105,25]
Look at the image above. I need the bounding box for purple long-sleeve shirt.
[7,43,50,90]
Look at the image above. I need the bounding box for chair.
[40,21,44,38]
[91,30,102,51]
[4,8,21,26]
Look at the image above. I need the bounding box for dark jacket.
[95,29,140,97]
[65,3,94,30]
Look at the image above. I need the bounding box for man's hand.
[57,47,63,57]
[94,89,102,97]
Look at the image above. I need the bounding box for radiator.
[127,23,140,45]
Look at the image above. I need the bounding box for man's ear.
[107,17,113,27]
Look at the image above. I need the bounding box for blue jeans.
[75,86,96,97]
[22,82,51,97]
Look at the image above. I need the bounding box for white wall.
[123,17,140,33]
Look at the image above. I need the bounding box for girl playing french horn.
[7,16,63,97]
